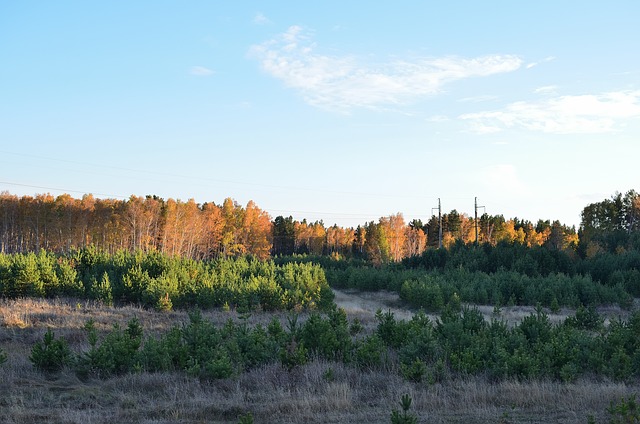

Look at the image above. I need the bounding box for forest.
[1,189,640,423]
[1,189,638,262]
[0,189,638,312]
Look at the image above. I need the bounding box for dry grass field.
[1,296,638,423]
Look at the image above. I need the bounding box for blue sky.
[1,2,639,228]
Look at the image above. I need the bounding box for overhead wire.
[0,181,128,199]
[0,150,466,200]
[0,179,440,225]
[0,150,477,223]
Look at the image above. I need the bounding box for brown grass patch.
[1,297,639,423]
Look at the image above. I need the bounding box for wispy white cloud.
[461,90,640,134]
[534,85,558,95]
[458,94,498,103]
[253,12,271,25]
[526,56,556,69]
[249,26,523,111]
[190,66,214,76]
[427,114,450,123]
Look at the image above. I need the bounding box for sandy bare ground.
[333,288,637,327]
[332,289,415,321]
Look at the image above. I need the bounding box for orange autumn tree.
[294,220,326,255]
[123,195,163,252]
[326,225,354,256]
[0,191,585,262]
[199,202,223,259]
[380,213,406,262]
[238,200,272,260]
[404,220,427,257]
[0,193,277,259]
[218,198,273,259]
[220,198,246,257]
[162,198,203,257]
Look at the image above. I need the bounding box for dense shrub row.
[27,306,640,383]
[325,265,425,292]
[320,264,631,309]
[399,269,632,312]
[578,250,640,293]
[401,242,578,276]
[279,244,639,309]
[375,306,640,382]
[3,245,637,312]
[406,242,640,293]
[29,308,358,378]
[0,248,334,311]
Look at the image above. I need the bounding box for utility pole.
[474,197,485,246]
[630,193,638,233]
[438,198,442,249]
[432,198,442,249]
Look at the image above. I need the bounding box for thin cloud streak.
[253,12,271,25]
[427,114,450,123]
[461,90,640,134]
[534,85,559,95]
[458,94,499,103]
[250,26,523,111]
[190,66,214,76]
[526,56,556,69]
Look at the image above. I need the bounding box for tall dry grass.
[1,297,638,423]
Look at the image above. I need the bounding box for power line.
[431,198,442,248]
[0,181,128,199]
[0,181,474,223]
[0,150,454,200]
[474,197,487,246]
[0,180,436,223]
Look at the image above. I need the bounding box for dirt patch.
[333,289,637,328]
[332,289,414,321]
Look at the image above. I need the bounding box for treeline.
[285,251,635,310]
[579,189,640,255]
[398,270,631,311]
[278,220,640,309]
[0,248,334,311]
[0,193,272,259]
[0,192,582,264]
[273,213,581,265]
[1,190,638,265]
[26,305,640,383]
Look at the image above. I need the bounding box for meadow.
[2,248,640,423]
[1,295,639,424]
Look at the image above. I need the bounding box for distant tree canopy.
[0,193,272,260]
[578,190,640,256]
[0,189,637,264]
